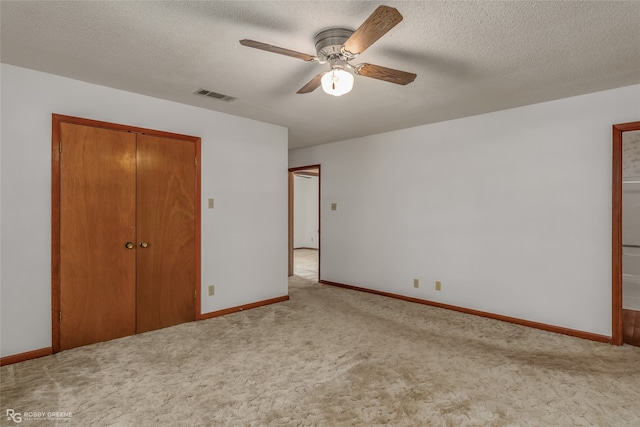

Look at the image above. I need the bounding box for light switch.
[208,198,214,209]
[331,203,337,211]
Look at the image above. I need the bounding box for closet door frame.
[51,114,201,353]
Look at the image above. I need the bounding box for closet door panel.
[59,123,137,350]
[136,134,196,333]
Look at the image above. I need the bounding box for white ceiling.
[2,1,639,149]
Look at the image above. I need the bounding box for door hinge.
[195,158,197,168]
[194,289,197,299]
[58,311,62,323]
[59,140,62,153]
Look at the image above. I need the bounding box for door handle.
[140,241,149,248]
[125,242,134,249]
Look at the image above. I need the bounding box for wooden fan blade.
[356,63,416,85]
[297,73,326,94]
[240,39,317,62]
[342,5,403,56]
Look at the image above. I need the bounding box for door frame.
[288,165,321,278]
[612,121,640,345]
[51,114,201,353]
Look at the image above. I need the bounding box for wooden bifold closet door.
[53,115,200,351]
[135,134,197,334]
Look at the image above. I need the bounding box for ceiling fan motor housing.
[314,27,355,61]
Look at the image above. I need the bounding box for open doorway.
[612,122,640,346]
[621,129,640,346]
[288,165,320,281]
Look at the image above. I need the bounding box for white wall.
[293,175,319,249]
[0,64,288,357]
[290,84,640,337]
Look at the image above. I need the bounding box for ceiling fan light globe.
[321,69,354,96]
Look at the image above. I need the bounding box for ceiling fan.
[240,5,416,96]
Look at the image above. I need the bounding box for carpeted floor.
[2,276,640,426]
[293,248,318,281]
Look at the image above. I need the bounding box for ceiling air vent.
[194,89,237,102]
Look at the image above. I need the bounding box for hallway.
[293,248,318,282]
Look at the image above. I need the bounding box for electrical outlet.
[208,285,215,296]
[413,278,419,288]
[208,198,214,209]
[331,203,337,211]
[435,281,441,291]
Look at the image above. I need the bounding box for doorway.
[612,121,640,346]
[288,165,320,281]
[52,114,201,352]
[621,129,640,346]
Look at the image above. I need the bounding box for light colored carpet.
[2,276,640,426]
[293,248,318,281]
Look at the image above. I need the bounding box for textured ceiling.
[2,1,640,149]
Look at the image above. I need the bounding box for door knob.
[140,241,149,248]
[125,242,134,249]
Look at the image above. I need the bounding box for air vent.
[194,89,236,102]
